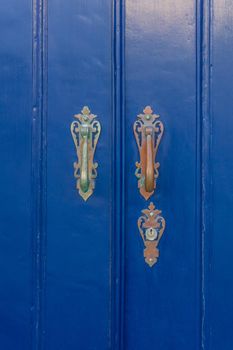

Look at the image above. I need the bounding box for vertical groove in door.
[111,0,126,349]
[31,0,48,349]
[200,0,213,349]
[196,2,203,349]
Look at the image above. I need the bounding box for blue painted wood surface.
[125,1,200,349]
[0,1,32,349]
[0,1,233,349]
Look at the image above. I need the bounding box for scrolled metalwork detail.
[71,106,101,200]
[137,202,166,267]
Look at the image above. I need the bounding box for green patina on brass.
[71,106,101,200]
[80,125,90,193]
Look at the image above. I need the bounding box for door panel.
[124,1,200,349]
[206,1,233,349]
[45,0,113,349]
[0,1,32,349]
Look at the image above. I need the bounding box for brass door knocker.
[133,106,164,200]
[71,106,101,200]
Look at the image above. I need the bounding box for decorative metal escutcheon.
[138,202,166,267]
[70,106,101,201]
[133,106,164,200]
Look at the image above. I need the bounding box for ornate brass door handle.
[134,106,164,200]
[145,127,154,192]
[80,124,90,193]
[71,106,101,201]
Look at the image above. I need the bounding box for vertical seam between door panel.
[111,0,126,349]
[200,0,213,349]
[31,0,48,349]
[196,1,202,349]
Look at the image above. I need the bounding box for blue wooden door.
[1,1,233,349]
